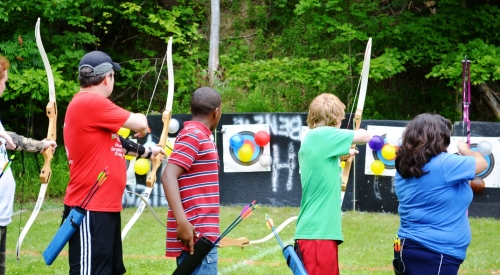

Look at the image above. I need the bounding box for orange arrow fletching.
[265,214,274,230]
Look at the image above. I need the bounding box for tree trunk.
[477,83,500,120]
[208,0,220,88]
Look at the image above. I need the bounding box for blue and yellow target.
[372,134,396,169]
[229,131,263,165]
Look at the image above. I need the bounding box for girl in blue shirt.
[394,113,487,275]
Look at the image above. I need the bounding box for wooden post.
[208,0,220,87]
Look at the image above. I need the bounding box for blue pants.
[176,247,218,275]
[401,239,463,275]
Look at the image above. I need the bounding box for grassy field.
[5,200,500,274]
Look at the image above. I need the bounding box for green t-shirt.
[294,126,354,242]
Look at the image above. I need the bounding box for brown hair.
[0,55,10,80]
[79,67,109,88]
[306,93,346,129]
[395,113,452,178]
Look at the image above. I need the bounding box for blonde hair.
[307,93,346,129]
[0,55,10,80]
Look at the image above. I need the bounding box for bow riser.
[462,58,471,146]
[341,108,363,190]
[146,110,171,187]
[40,101,57,183]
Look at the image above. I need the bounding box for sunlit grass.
[5,202,500,274]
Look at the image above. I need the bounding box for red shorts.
[295,239,339,275]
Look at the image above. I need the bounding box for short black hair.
[190,87,221,116]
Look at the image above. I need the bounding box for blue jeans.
[176,247,218,275]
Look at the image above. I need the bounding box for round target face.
[229,131,264,166]
[372,134,396,170]
[471,144,494,178]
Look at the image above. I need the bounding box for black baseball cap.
[78,51,121,76]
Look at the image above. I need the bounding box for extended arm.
[119,136,165,159]
[4,131,56,153]
[458,140,487,174]
[123,113,148,137]
[352,128,373,145]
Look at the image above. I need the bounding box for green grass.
[5,201,500,274]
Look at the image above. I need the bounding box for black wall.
[124,113,500,219]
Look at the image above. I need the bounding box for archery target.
[222,124,271,172]
[365,126,405,176]
[448,137,498,187]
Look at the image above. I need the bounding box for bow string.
[121,37,174,240]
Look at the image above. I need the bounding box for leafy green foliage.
[12,148,69,201]
[221,56,351,112]
[2,0,500,136]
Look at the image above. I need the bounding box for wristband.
[146,147,153,159]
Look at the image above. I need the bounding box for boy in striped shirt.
[161,87,222,274]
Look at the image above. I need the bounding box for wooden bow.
[341,38,372,205]
[121,37,174,240]
[16,18,57,260]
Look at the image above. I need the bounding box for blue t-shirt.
[395,152,476,260]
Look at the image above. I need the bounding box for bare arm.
[352,128,373,145]
[458,140,488,174]
[122,113,148,137]
[161,163,197,254]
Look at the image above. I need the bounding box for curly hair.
[395,113,452,178]
[0,55,10,79]
[307,93,346,129]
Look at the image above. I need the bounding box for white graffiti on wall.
[373,176,382,200]
[233,114,304,192]
[123,114,305,206]
[369,174,396,202]
[233,114,303,141]
[272,142,296,192]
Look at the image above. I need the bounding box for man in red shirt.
[64,51,164,275]
[161,87,222,274]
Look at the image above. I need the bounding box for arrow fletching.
[240,200,256,216]
[265,214,274,230]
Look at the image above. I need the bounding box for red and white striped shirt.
[166,121,220,257]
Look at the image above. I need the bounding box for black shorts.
[64,205,126,275]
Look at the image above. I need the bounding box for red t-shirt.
[63,92,130,211]
[166,121,220,257]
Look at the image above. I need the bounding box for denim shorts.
[176,246,218,275]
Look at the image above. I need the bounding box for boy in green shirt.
[295,93,372,275]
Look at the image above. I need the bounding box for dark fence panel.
[122,114,500,219]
